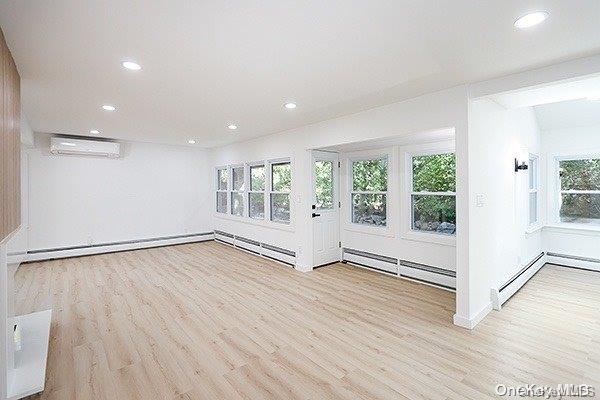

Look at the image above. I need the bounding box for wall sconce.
[514,158,528,172]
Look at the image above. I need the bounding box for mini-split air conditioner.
[50,137,121,158]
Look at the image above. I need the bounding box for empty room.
[0,1,599,399]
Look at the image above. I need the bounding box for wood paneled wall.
[0,26,20,243]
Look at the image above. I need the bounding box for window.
[351,157,387,226]
[249,164,265,219]
[410,152,456,235]
[216,168,228,213]
[231,166,245,217]
[270,162,291,223]
[528,155,539,226]
[314,160,334,209]
[558,157,600,225]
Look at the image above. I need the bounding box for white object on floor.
[6,309,52,400]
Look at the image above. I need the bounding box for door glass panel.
[315,160,334,209]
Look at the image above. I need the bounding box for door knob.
[312,213,321,218]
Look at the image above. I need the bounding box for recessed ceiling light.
[121,61,142,71]
[283,102,297,110]
[89,129,100,134]
[102,105,116,111]
[188,139,196,144]
[514,11,549,29]
[227,124,238,130]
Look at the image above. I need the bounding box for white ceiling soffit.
[317,128,455,153]
[490,74,600,109]
[1,1,600,147]
[534,98,600,131]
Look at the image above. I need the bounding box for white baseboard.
[453,302,493,330]
[15,233,214,263]
[546,253,600,272]
[491,253,546,310]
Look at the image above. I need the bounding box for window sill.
[342,223,395,238]
[525,224,543,234]
[214,213,295,233]
[400,230,456,247]
[543,223,600,235]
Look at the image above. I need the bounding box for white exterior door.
[311,150,340,267]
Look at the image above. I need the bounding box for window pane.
[528,158,536,190]
[216,192,227,213]
[249,192,265,219]
[352,158,387,191]
[315,160,333,209]
[231,192,244,216]
[232,167,245,191]
[351,193,386,226]
[270,193,290,223]
[217,169,228,190]
[529,192,537,225]
[411,195,456,234]
[412,153,455,192]
[560,193,600,225]
[559,159,600,190]
[250,165,265,191]
[272,163,291,192]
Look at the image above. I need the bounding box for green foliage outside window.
[250,165,265,191]
[560,159,600,223]
[412,153,456,192]
[352,158,387,191]
[411,153,456,234]
[272,163,291,192]
[315,161,333,209]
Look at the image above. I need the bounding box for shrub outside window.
[231,166,245,217]
[410,152,456,235]
[350,157,388,226]
[558,157,600,225]
[270,162,291,223]
[249,164,265,219]
[216,168,228,213]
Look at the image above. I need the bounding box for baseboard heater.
[214,230,296,267]
[23,232,214,262]
[546,252,600,273]
[491,252,546,310]
[342,247,455,291]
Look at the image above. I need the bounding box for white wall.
[23,134,212,251]
[467,99,543,318]
[541,124,600,262]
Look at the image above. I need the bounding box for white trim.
[527,153,540,229]
[490,253,547,310]
[546,254,600,272]
[16,233,214,263]
[453,302,493,330]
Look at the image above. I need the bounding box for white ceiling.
[1,1,600,147]
[534,98,600,131]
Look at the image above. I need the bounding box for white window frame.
[269,159,292,224]
[248,162,266,220]
[553,153,600,229]
[230,164,246,217]
[401,145,456,246]
[528,154,540,229]
[348,153,390,229]
[215,166,230,214]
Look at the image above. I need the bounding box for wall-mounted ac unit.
[50,137,121,158]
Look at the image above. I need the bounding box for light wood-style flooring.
[18,241,600,399]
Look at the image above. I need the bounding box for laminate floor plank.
[17,241,600,399]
